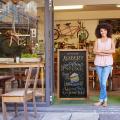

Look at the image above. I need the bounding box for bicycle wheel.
[77,29,89,41]
[54,29,60,40]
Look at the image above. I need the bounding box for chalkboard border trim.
[57,49,89,101]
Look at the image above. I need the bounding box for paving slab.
[99,113,120,120]
[37,105,120,113]
[70,112,99,120]
[0,112,45,120]
[41,112,71,120]
[0,106,120,120]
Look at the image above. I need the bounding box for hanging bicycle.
[54,20,89,41]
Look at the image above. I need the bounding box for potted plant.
[20,53,41,63]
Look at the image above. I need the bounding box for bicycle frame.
[56,25,80,37]
[54,21,89,40]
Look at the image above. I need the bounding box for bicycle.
[54,20,89,41]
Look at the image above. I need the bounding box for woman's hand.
[101,40,115,54]
[93,41,104,55]
[93,39,115,56]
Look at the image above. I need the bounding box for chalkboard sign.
[57,49,88,100]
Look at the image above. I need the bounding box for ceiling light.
[116,4,120,7]
[54,5,84,10]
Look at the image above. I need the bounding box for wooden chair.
[89,66,96,89]
[2,66,40,120]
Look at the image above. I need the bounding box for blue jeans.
[96,66,112,102]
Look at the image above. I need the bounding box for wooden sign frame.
[57,49,89,100]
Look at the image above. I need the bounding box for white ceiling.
[34,0,120,6]
[1,0,120,11]
[53,0,120,6]
[1,0,120,6]
[35,0,120,11]
[34,0,120,11]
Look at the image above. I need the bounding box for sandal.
[94,101,103,106]
[102,101,107,107]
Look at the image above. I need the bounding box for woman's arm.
[93,40,110,56]
[101,40,115,54]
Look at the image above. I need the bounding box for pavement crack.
[68,113,72,120]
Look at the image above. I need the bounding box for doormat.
[53,95,120,106]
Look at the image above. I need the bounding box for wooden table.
[0,62,44,68]
[0,62,45,101]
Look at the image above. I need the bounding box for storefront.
[0,0,120,109]
[53,1,120,104]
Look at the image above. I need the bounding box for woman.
[93,23,115,107]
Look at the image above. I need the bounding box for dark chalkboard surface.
[57,49,88,100]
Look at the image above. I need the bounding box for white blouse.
[94,38,113,66]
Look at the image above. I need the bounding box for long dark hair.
[95,23,112,38]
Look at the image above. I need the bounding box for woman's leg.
[100,66,112,102]
[96,66,103,102]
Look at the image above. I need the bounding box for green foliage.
[0,35,25,57]
[21,53,38,58]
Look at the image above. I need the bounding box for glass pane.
[0,0,46,103]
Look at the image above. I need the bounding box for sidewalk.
[0,105,120,120]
